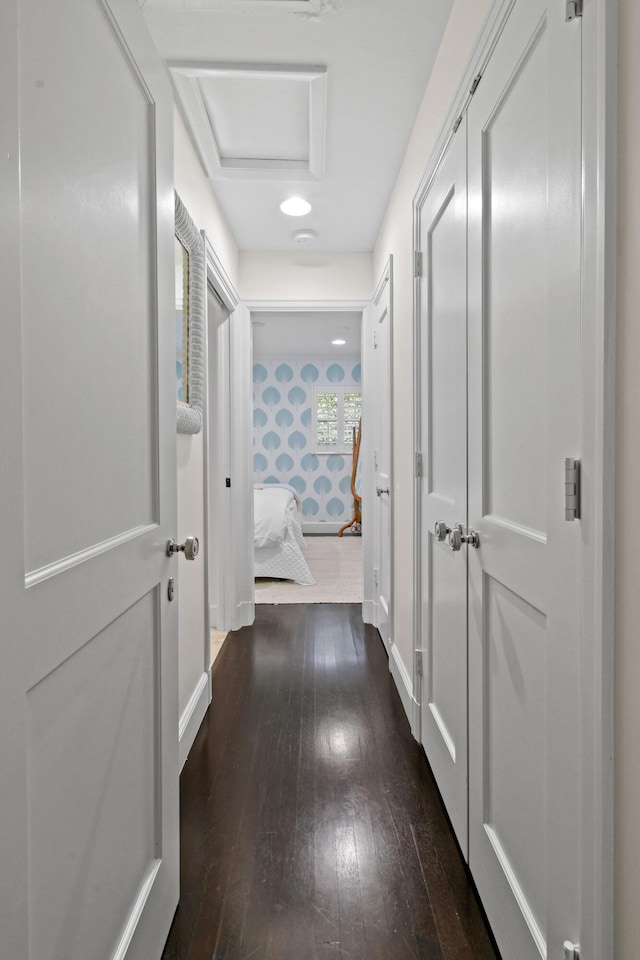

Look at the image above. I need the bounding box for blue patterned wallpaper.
[253,357,361,525]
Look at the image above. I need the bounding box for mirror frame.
[175,191,205,434]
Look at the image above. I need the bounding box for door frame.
[203,236,254,636]
[244,298,369,594]
[362,259,395,661]
[412,1,616,957]
[178,233,242,771]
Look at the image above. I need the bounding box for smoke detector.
[293,229,316,243]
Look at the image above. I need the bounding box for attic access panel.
[170,62,327,180]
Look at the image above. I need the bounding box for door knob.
[376,486,390,497]
[166,536,200,560]
[434,521,451,542]
[448,523,480,551]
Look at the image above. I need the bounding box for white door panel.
[1,1,178,958]
[371,261,393,651]
[468,0,582,957]
[229,303,255,629]
[207,288,231,629]
[418,126,468,853]
[21,0,158,573]
[374,281,392,650]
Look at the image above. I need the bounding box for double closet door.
[418,1,583,958]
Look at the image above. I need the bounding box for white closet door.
[0,1,178,957]
[467,0,582,956]
[418,125,469,853]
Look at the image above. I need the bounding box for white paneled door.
[418,0,583,957]
[467,1,582,956]
[372,261,393,652]
[418,125,469,854]
[1,2,178,959]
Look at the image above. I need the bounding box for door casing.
[363,258,394,657]
[205,236,253,633]
[245,298,369,604]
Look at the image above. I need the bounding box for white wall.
[372,0,492,682]
[173,107,240,730]
[240,251,372,302]
[615,1,640,954]
[174,106,240,291]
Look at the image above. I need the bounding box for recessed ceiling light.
[332,339,346,346]
[280,197,312,217]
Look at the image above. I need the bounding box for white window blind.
[313,386,362,454]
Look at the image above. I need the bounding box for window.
[313,386,362,453]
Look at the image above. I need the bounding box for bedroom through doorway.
[250,307,364,606]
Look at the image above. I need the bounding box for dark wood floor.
[162,604,500,960]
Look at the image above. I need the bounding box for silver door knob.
[434,521,451,542]
[166,536,200,560]
[448,523,480,551]
[376,486,390,497]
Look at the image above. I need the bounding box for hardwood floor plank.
[162,604,500,960]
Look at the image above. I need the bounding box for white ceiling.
[252,311,361,356]
[141,0,454,253]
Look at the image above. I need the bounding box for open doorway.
[250,308,364,604]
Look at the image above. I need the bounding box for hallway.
[162,604,499,960]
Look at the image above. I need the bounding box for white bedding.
[254,485,315,585]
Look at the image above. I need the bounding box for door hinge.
[374,567,379,591]
[415,452,423,478]
[469,73,482,96]
[565,0,582,21]
[564,458,580,520]
[416,651,423,678]
[563,942,580,960]
[414,251,423,278]
[373,329,378,349]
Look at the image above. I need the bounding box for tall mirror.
[175,192,205,434]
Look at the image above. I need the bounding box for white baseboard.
[411,696,421,740]
[362,598,375,625]
[302,522,351,535]
[178,671,211,772]
[231,599,254,630]
[389,645,418,732]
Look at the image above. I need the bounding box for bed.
[254,484,315,585]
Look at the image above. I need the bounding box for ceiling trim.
[169,61,327,181]
[245,299,369,313]
[143,0,322,10]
